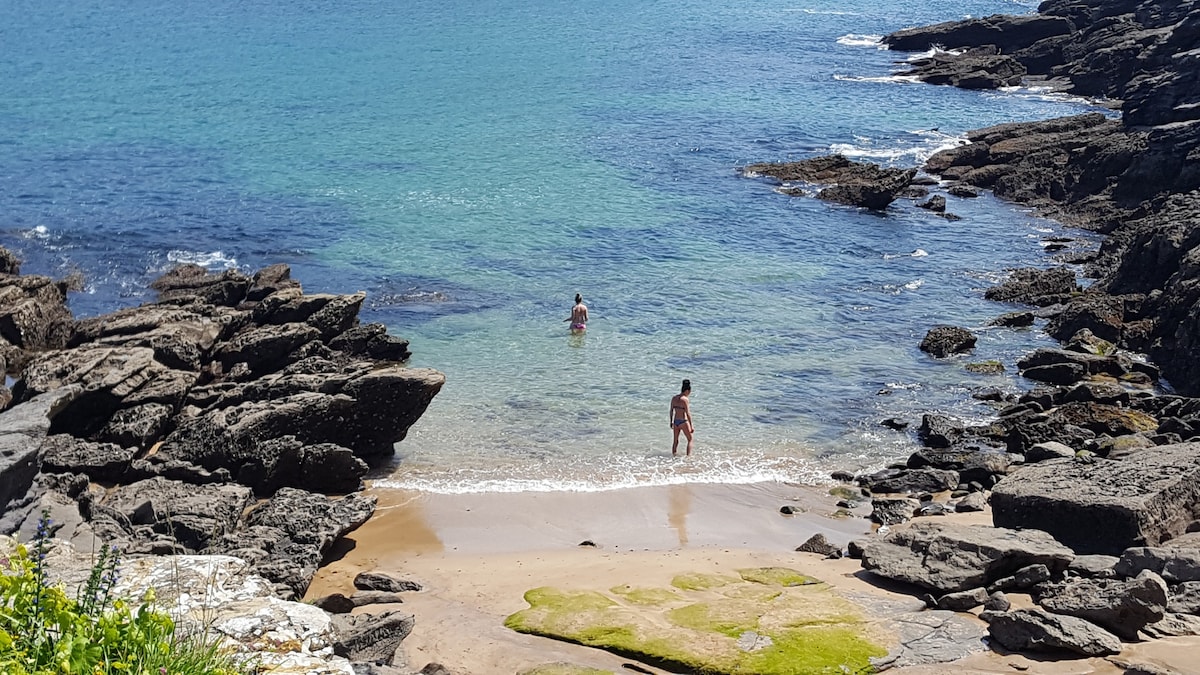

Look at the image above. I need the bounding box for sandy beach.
[306,482,1200,675]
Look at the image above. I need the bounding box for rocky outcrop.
[860,521,1074,594]
[984,608,1122,657]
[898,46,1026,89]
[1036,570,1169,639]
[919,326,977,358]
[0,256,445,599]
[885,0,1200,395]
[991,443,1200,555]
[743,155,917,210]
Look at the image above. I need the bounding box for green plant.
[0,509,252,675]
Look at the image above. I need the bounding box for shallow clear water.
[1,0,1106,492]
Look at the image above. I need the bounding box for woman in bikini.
[564,293,589,332]
[670,379,693,457]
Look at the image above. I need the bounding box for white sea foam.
[832,74,920,85]
[376,449,831,494]
[21,224,50,240]
[835,34,883,48]
[827,128,966,166]
[166,249,239,269]
[905,46,964,62]
[784,8,860,15]
[993,85,1106,108]
[903,279,924,290]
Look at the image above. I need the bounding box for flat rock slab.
[991,443,1200,555]
[860,521,1074,594]
[505,567,984,674]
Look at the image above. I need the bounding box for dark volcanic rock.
[883,14,1073,53]
[985,608,1121,657]
[919,325,977,358]
[1036,571,1169,640]
[983,267,1079,306]
[992,443,1200,555]
[743,155,916,210]
[900,46,1026,89]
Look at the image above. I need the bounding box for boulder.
[796,533,842,557]
[984,267,1078,306]
[919,326,977,358]
[862,468,959,495]
[991,443,1200,555]
[1068,555,1120,579]
[1168,581,1200,615]
[1036,570,1169,640]
[985,608,1121,657]
[870,498,919,526]
[0,388,82,524]
[354,570,423,593]
[1026,441,1076,463]
[331,611,415,663]
[743,156,916,210]
[937,587,989,611]
[860,521,1074,594]
[1115,547,1200,584]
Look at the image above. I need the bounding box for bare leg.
[684,426,694,456]
[672,427,680,456]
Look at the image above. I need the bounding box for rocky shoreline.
[744,0,1200,668]
[0,258,446,673]
[4,0,1200,672]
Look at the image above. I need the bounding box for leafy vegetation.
[0,510,252,675]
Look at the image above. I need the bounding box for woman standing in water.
[670,379,694,456]
[565,293,588,332]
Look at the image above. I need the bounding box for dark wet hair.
[681,379,691,393]
[575,293,582,304]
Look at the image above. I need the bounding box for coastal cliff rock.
[991,443,1200,555]
[0,254,445,598]
[887,0,1200,395]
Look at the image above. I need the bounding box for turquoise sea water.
[1,0,1108,492]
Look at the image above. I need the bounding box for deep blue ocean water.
[1,0,1110,492]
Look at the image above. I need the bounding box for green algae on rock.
[737,567,820,587]
[610,585,682,606]
[505,569,887,674]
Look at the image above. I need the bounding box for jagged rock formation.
[0,256,445,598]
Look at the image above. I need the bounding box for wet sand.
[307,482,1200,675]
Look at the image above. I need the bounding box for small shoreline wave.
[835,34,883,48]
[832,74,920,85]
[376,450,834,495]
[827,129,966,166]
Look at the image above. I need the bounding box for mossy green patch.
[609,585,680,606]
[738,567,820,587]
[740,625,887,675]
[506,567,890,675]
[668,600,762,638]
[671,572,739,591]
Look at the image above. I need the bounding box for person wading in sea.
[670,379,694,457]
[565,293,588,332]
